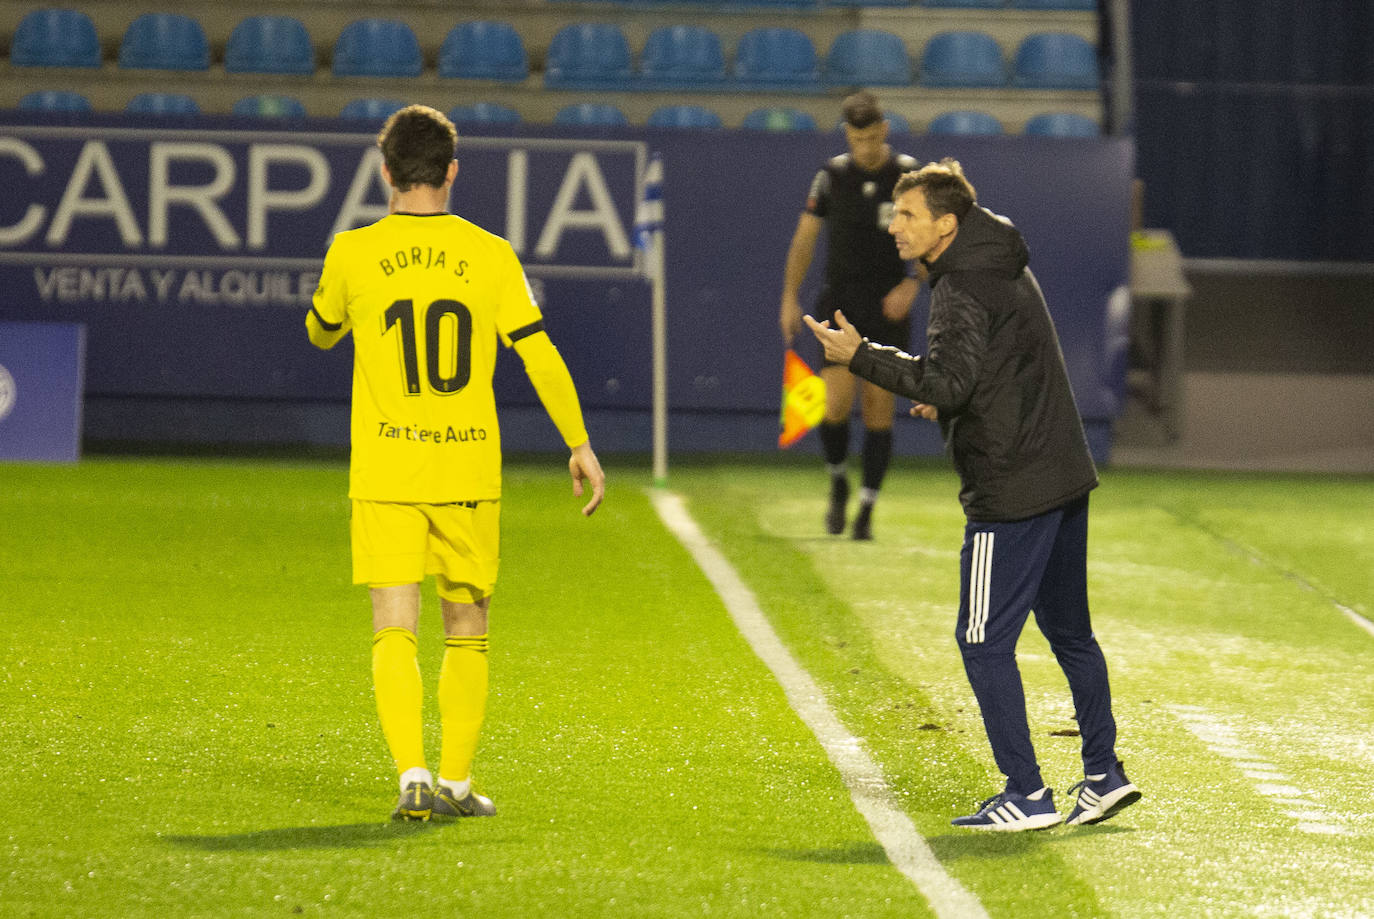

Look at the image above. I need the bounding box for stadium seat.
[225,16,314,75]
[647,104,723,129]
[544,24,633,89]
[118,13,209,71]
[438,21,529,82]
[919,31,1006,87]
[825,0,914,6]
[926,110,1004,135]
[18,90,92,112]
[232,95,308,119]
[825,29,912,86]
[741,107,818,131]
[732,28,820,90]
[553,103,629,126]
[10,9,101,68]
[126,92,201,116]
[1012,33,1100,89]
[1010,0,1094,9]
[1100,284,1131,416]
[332,19,422,78]
[639,25,726,88]
[448,102,522,124]
[1023,112,1100,136]
[339,98,407,122]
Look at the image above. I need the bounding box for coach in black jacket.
[805,159,1141,832]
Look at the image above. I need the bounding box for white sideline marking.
[651,490,989,919]
[1169,705,1351,836]
[1177,517,1374,639]
[1340,604,1374,639]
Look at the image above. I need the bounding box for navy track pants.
[956,495,1118,795]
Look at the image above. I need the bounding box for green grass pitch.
[1,456,1370,918]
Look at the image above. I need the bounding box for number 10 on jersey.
[383,298,473,396]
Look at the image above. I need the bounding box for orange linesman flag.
[778,349,827,448]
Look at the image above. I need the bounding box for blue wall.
[1132,0,1374,260]
[0,113,1132,458]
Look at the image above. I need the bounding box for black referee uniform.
[807,151,919,350]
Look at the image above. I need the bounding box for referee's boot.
[852,501,874,541]
[826,475,849,536]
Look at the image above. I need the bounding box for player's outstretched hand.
[569,441,605,517]
[910,402,939,421]
[802,310,863,365]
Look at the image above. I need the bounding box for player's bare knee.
[439,583,489,635]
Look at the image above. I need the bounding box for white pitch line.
[1339,603,1374,639]
[651,490,988,919]
[1171,514,1374,639]
[1167,705,1341,837]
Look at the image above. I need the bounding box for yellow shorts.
[351,499,500,603]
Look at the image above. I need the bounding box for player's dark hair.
[841,91,884,130]
[894,158,976,221]
[377,104,458,191]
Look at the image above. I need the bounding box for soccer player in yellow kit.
[307,105,605,821]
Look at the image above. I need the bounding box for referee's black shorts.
[814,282,912,365]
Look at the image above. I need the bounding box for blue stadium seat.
[1012,33,1099,89]
[544,24,633,89]
[647,104,723,129]
[438,21,529,82]
[126,92,201,116]
[18,90,92,112]
[922,0,1003,7]
[741,107,818,131]
[1023,112,1100,136]
[825,29,912,86]
[232,95,308,119]
[118,13,209,71]
[553,103,629,126]
[448,102,523,124]
[1010,0,1094,9]
[732,28,820,90]
[339,98,407,122]
[919,31,1006,87]
[225,16,314,75]
[11,9,101,68]
[639,25,726,88]
[926,110,1004,135]
[332,19,422,78]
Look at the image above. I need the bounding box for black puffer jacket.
[848,205,1097,522]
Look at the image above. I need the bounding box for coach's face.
[889,188,957,262]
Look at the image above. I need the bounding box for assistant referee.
[779,91,920,540]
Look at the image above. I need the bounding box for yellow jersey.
[307,212,588,503]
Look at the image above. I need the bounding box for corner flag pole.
[635,153,667,486]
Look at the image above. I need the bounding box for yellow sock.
[438,633,489,785]
[372,627,426,778]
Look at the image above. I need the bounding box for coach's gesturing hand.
[803,310,863,366]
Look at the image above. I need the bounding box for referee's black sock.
[861,428,893,501]
[819,421,849,473]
